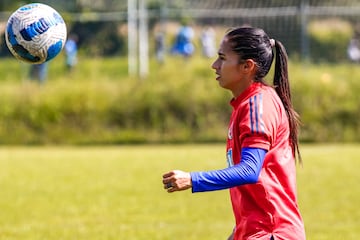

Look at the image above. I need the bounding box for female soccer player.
[162,27,306,240]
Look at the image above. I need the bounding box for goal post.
[127,0,149,78]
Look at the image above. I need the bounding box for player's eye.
[218,55,225,60]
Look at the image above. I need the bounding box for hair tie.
[270,39,275,48]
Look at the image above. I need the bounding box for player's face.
[211,37,249,97]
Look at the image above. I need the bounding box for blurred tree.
[70,21,125,56]
[0,0,22,11]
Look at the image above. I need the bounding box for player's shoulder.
[233,83,277,110]
[243,84,284,117]
[256,84,282,103]
[244,83,277,103]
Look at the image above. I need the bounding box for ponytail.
[273,40,302,163]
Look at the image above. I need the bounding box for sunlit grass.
[0,144,359,239]
[298,144,360,239]
[0,145,233,239]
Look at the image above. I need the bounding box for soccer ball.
[5,3,67,64]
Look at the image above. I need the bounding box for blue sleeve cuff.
[191,147,267,193]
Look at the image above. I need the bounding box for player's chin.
[218,80,227,88]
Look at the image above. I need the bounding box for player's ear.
[242,59,256,73]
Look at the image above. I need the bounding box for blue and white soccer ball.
[5,3,67,64]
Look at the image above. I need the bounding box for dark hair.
[226,27,301,163]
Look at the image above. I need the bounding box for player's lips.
[215,72,220,80]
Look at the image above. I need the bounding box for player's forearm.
[190,148,267,192]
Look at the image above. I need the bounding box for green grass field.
[0,144,359,239]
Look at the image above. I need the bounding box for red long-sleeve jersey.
[227,82,305,240]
